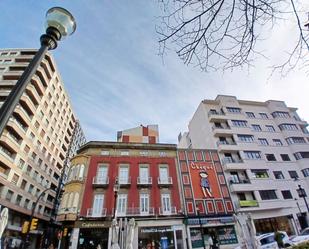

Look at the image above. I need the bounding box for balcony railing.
[126,207,155,216]
[92,176,109,187]
[239,200,258,208]
[158,206,177,215]
[86,208,107,218]
[216,141,237,146]
[222,158,243,165]
[137,177,152,186]
[229,178,250,184]
[118,177,131,186]
[208,111,225,117]
[157,177,173,186]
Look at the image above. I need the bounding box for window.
[231,120,247,127]
[139,165,149,183]
[279,124,298,131]
[286,137,306,144]
[259,190,277,200]
[246,112,255,118]
[259,113,268,119]
[15,195,22,206]
[251,170,269,178]
[6,190,13,201]
[265,125,275,132]
[273,171,284,179]
[97,164,108,183]
[258,138,269,146]
[92,194,104,217]
[302,168,309,177]
[266,154,276,161]
[288,171,298,179]
[24,145,30,154]
[294,152,309,160]
[11,174,19,185]
[120,151,129,156]
[161,193,171,214]
[252,124,262,131]
[272,111,290,118]
[119,165,129,184]
[159,165,169,183]
[273,139,283,146]
[244,151,261,160]
[226,107,241,113]
[117,194,127,215]
[140,193,149,214]
[17,159,25,169]
[238,134,254,142]
[28,184,34,194]
[20,180,27,190]
[280,154,290,161]
[24,199,30,209]
[281,190,293,199]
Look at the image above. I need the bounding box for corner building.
[179,95,309,235]
[0,49,85,248]
[58,141,186,249]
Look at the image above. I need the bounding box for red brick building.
[59,141,186,249]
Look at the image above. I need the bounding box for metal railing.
[86,208,107,217]
[137,177,152,185]
[92,176,109,185]
[157,177,173,185]
[158,206,177,215]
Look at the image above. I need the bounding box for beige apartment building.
[0,49,85,248]
[179,95,309,235]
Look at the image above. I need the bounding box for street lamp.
[113,178,120,219]
[196,206,206,249]
[0,7,76,136]
[296,185,309,212]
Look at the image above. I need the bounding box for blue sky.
[0,1,308,143]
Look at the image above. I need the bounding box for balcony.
[127,207,155,216]
[229,179,252,192]
[239,200,259,208]
[216,141,237,152]
[208,111,226,122]
[86,208,107,218]
[158,206,177,215]
[92,177,109,187]
[212,126,232,136]
[118,177,131,187]
[157,177,173,186]
[221,158,245,170]
[137,177,152,187]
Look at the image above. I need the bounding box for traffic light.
[21,221,29,234]
[30,218,38,231]
[63,228,68,237]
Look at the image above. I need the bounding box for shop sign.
[75,221,111,228]
[140,227,173,233]
[186,217,234,226]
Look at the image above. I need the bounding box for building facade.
[177,149,237,248]
[0,49,85,248]
[58,141,185,249]
[179,95,309,235]
[117,124,159,144]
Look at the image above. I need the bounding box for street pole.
[196,208,206,249]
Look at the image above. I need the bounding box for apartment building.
[0,49,85,248]
[179,95,309,235]
[117,124,159,143]
[58,140,185,249]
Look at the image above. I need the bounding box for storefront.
[186,217,238,249]
[73,221,111,249]
[254,215,296,235]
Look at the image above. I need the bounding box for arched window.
[79,164,85,179]
[72,192,79,208]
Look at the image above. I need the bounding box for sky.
[0,1,308,144]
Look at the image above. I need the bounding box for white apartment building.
[0,49,85,248]
[178,95,309,235]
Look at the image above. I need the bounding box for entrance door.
[92,194,104,217]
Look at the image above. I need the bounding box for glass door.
[161,194,171,214]
[139,166,149,184]
[117,194,127,216]
[140,193,149,214]
[159,166,169,183]
[97,165,108,183]
[119,166,129,184]
[92,194,104,217]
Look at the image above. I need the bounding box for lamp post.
[296,185,309,212]
[113,178,120,219]
[0,7,76,137]
[196,207,206,249]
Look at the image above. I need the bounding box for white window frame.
[92,194,104,217]
[161,193,171,214]
[119,165,129,184]
[140,193,149,214]
[117,194,127,216]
